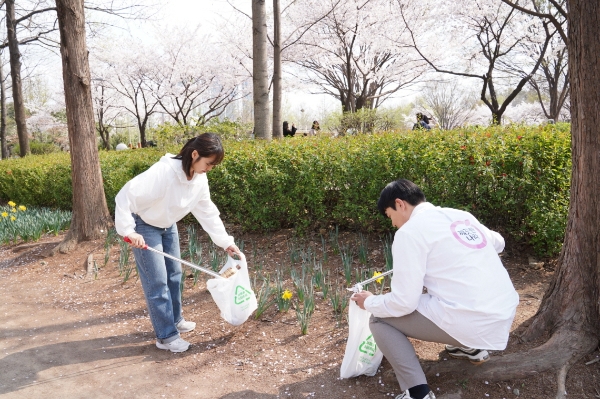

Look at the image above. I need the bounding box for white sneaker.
[156,337,190,353]
[396,390,436,399]
[176,318,196,333]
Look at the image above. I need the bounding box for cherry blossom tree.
[152,26,246,131]
[271,0,340,138]
[293,0,424,113]
[93,39,160,148]
[92,80,119,150]
[500,0,569,121]
[528,34,569,121]
[401,0,553,125]
[417,81,478,130]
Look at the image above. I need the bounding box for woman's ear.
[191,149,199,161]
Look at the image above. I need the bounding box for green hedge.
[0,124,571,256]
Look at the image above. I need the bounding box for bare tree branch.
[499,0,566,43]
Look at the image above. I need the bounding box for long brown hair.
[173,133,225,178]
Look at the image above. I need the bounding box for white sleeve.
[114,163,168,237]
[191,186,235,250]
[364,230,427,318]
[476,221,505,253]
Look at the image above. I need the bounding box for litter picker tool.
[123,237,225,279]
[347,269,394,293]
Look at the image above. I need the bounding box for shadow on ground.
[0,335,176,395]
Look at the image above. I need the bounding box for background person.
[412,113,431,130]
[307,120,320,136]
[351,179,519,399]
[283,121,297,137]
[115,133,242,353]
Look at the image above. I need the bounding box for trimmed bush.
[0,124,571,256]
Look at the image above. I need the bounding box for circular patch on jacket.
[450,219,487,249]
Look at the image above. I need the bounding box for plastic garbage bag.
[340,300,383,378]
[206,254,257,326]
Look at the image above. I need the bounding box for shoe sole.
[177,327,195,333]
[447,352,490,365]
[155,343,190,353]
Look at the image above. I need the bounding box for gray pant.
[369,311,462,391]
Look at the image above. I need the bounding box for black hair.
[173,133,224,178]
[377,179,426,216]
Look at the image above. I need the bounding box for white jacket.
[114,154,235,250]
[364,202,519,350]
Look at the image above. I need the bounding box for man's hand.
[350,291,373,310]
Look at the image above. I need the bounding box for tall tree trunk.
[0,60,7,159]
[522,0,600,353]
[272,0,282,139]
[54,0,111,254]
[5,0,29,157]
[424,2,600,398]
[252,0,271,140]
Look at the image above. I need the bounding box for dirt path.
[1,233,598,399]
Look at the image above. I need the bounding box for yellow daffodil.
[373,271,384,284]
[1,212,7,217]
[18,205,26,211]
[10,207,17,212]
[10,216,16,221]
[282,289,293,301]
[7,201,15,207]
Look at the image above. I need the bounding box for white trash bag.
[340,300,383,378]
[206,253,257,326]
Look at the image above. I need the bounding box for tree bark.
[521,0,600,346]
[272,0,282,139]
[54,0,111,253]
[5,0,29,157]
[0,61,7,159]
[252,0,271,140]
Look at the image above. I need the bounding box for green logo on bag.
[358,334,377,357]
[234,285,252,305]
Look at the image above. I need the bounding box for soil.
[1,227,599,399]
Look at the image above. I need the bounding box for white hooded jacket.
[364,202,519,350]
[114,154,234,249]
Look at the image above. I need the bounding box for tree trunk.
[252,0,271,140]
[5,0,29,157]
[424,2,600,397]
[523,0,600,348]
[272,0,282,139]
[95,85,111,150]
[0,61,7,159]
[137,115,147,147]
[54,0,111,254]
[491,111,502,125]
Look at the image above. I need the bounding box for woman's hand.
[225,244,242,258]
[350,291,373,310]
[126,233,146,249]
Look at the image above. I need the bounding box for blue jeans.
[131,214,183,342]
